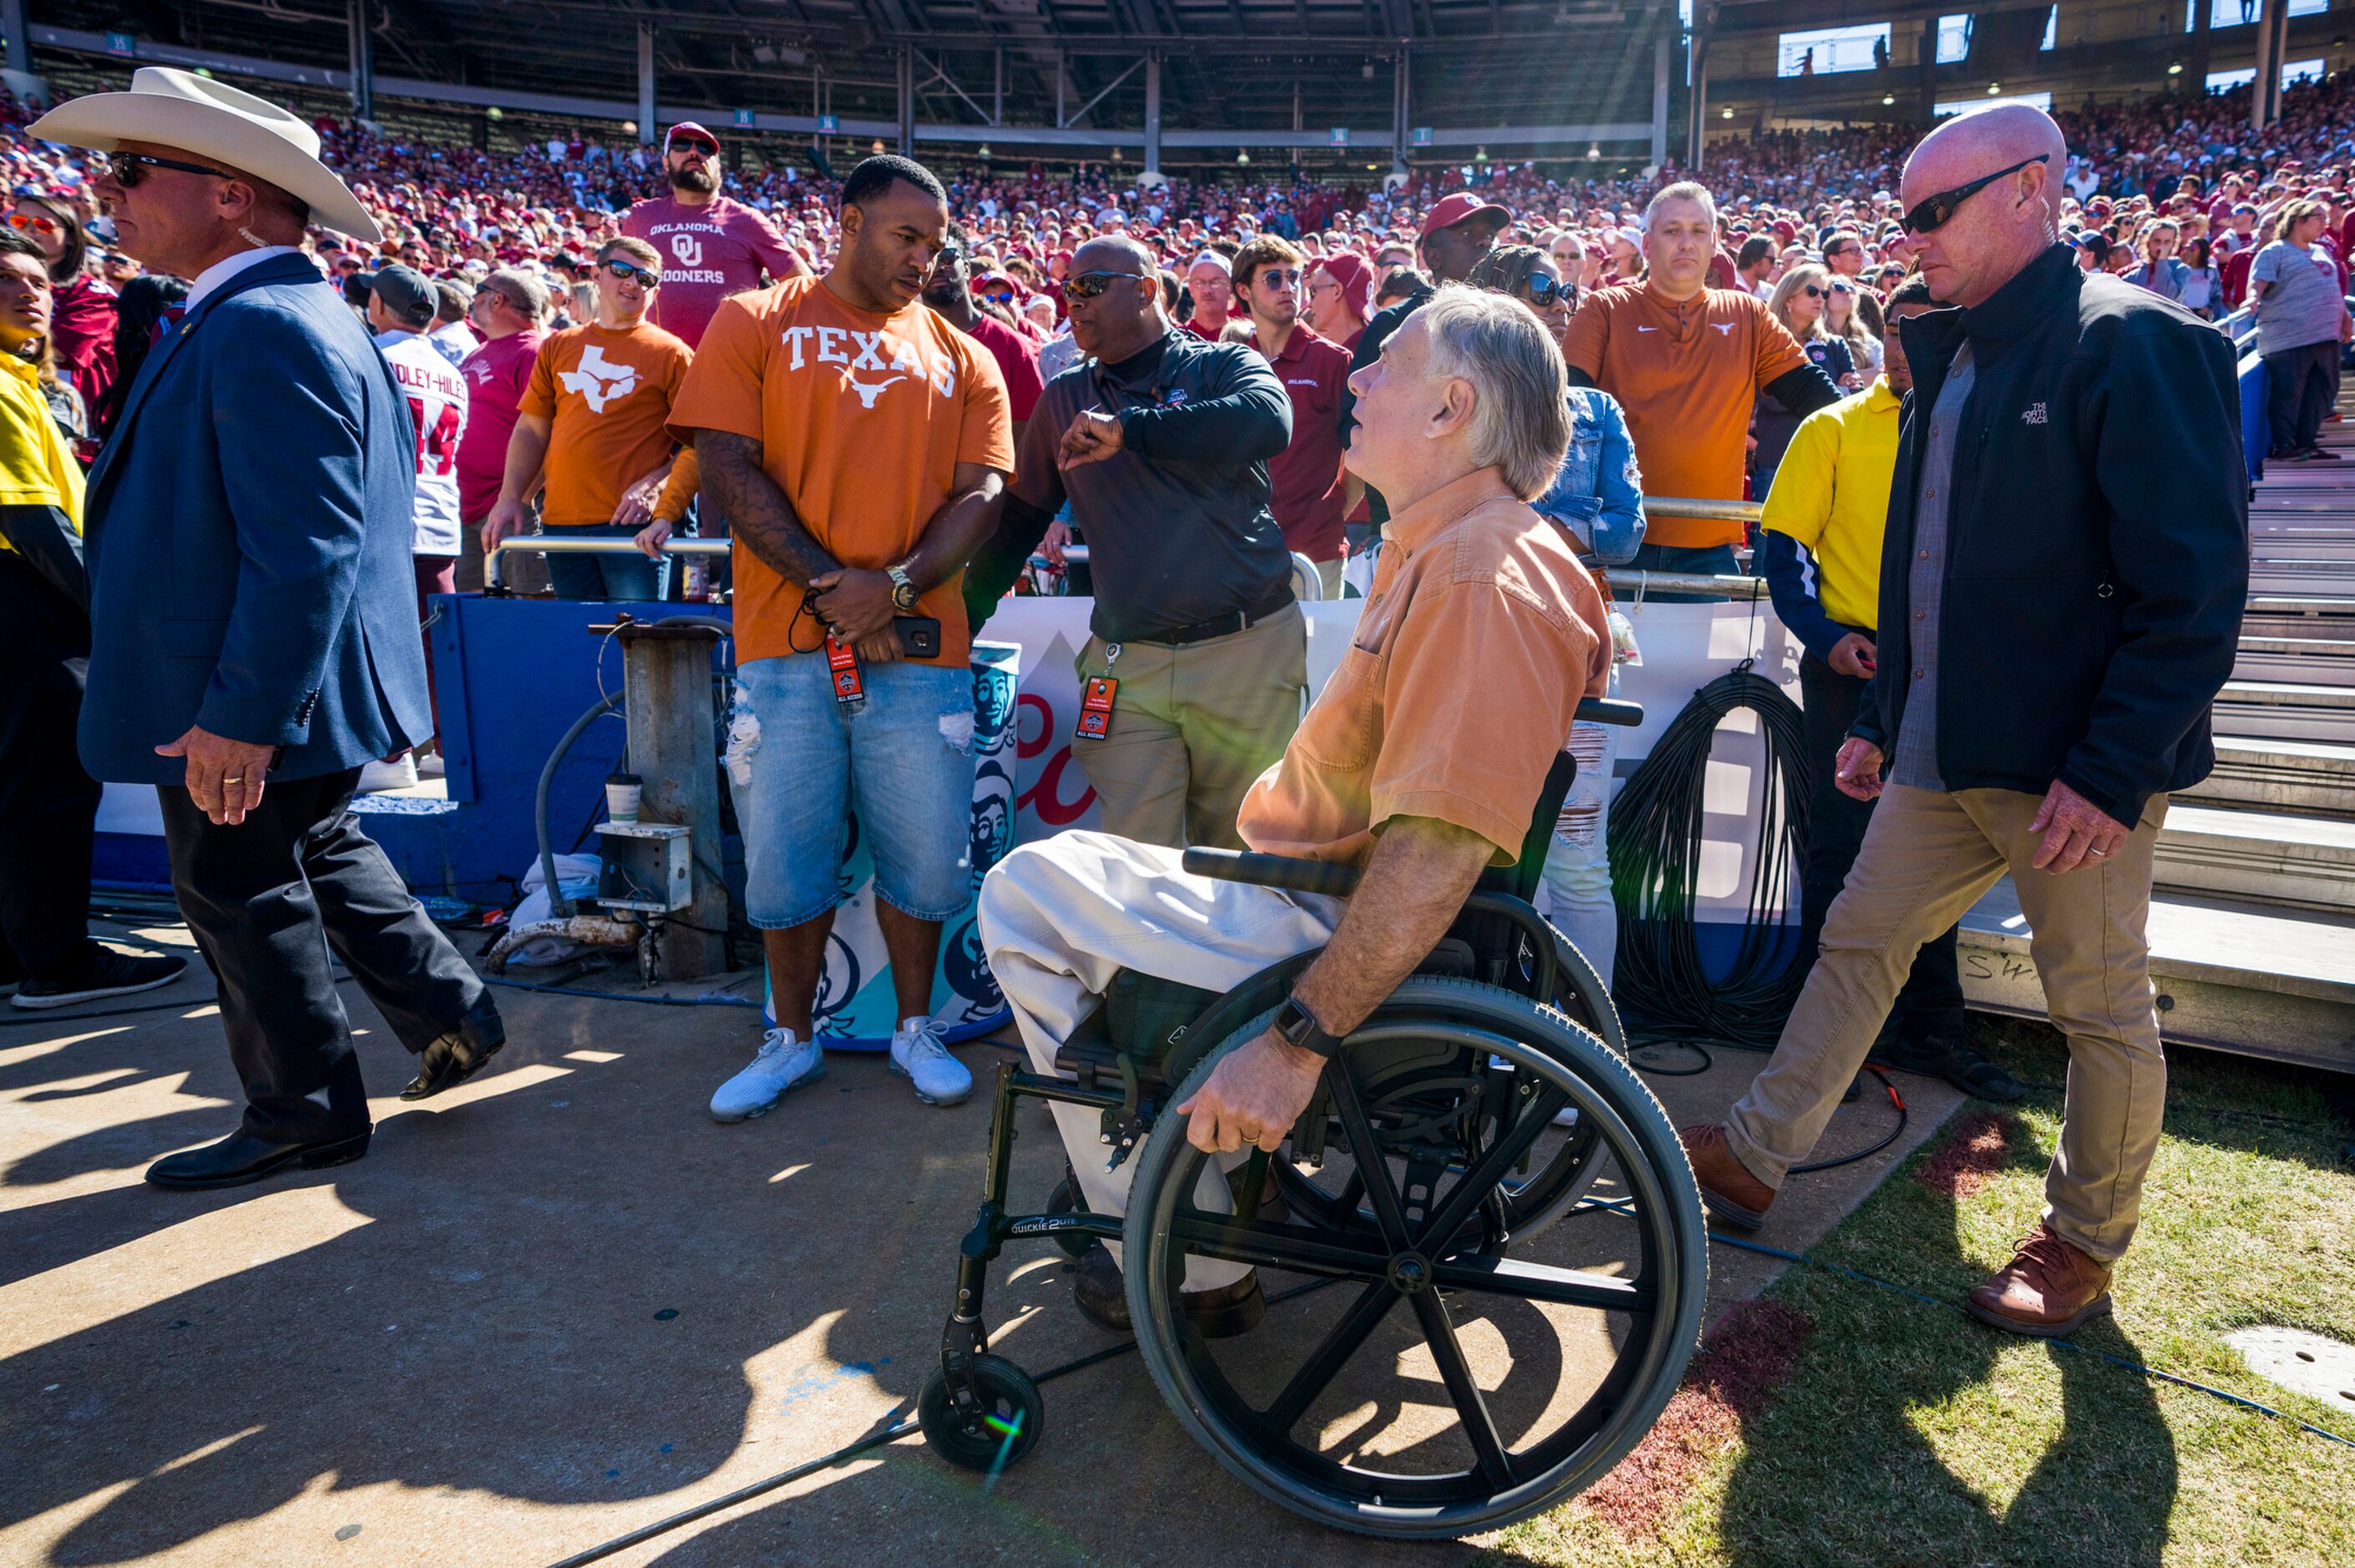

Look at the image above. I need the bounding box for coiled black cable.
[1601,665,1905,1171]
[1609,665,1813,1050]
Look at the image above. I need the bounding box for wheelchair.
[919,696,1708,1540]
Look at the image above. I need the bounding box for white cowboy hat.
[26,68,381,242]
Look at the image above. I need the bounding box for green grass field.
[1486,1019,2355,1568]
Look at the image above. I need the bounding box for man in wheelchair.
[978,286,1613,1333]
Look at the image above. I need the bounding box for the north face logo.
[560,345,639,412]
[2021,402,2049,425]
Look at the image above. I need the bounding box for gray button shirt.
[1891,342,1975,793]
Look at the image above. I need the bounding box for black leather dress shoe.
[401,995,507,1100]
[146,1127,371,1190]
[1073,1247,1265,1338]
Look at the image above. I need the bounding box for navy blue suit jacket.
[78,251,431,785]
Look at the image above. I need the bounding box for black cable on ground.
[1608,666,1812,1054]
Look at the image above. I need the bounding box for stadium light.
[1721,106,1734,119]
[1883,94,1896,105]
[2169,62,2184,76]
[621,120,637,136]
[1238,150,1250,164]
[485,106,504,122]
[1987,82,2001,94]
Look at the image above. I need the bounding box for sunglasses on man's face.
[1063,269,1144,301]
[601,259,659,286]
[1901,154,2050,235]
[1256,267,1304,291]
[107,150,236,188]
[979,288,1015,305]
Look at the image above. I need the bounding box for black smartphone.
[894,616,942,659]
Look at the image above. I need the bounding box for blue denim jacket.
[1532,387,1647,564]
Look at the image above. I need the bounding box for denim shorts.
[733,651,976,928]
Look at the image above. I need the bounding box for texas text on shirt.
[666,274,1014,669]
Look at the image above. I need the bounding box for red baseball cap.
[665,122,721,154]
[1418,190,1512,240]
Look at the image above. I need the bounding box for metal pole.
[2190,0,2213,89]
[1393,48,1410,173]
[1650,25,1669,171]
[1144,53,1162,180]
[994,47,1004,127]
[1056,52,1066,129]
[636,19,655,144]
[1918,16,1938,128]
[2251,0,2277,130]
[347,0,374,120]
[2,0,30,80]
[898,46,914,156]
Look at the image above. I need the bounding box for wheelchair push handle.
[1182,847,1365,898]
[1576,696,1643,727]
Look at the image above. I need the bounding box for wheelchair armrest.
[1182,847,1364,898]
[1577,696,1644,727]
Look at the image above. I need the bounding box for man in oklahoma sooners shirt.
[620,122,804,350]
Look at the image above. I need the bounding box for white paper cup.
[605,774,643,824]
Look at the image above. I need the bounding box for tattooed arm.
[691,428,838,589]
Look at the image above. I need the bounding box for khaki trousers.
[978,830,1343,1288]
[1725,785,2170,1264]
[1076,603,1307,850]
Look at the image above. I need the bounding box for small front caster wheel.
[919,1354,1046,1472]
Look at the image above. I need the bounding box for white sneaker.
[358,754,419,792]
[889,1016,972,1106]
[709,1028,824,1122]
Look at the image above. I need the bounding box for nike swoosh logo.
[1635,326,1659,332]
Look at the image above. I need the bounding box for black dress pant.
[0,553,104,984]
[158,769,483,1144]
[1796,651,1966,1039]
[2263,339,2337,454]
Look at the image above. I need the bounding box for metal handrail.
[485,534,728,589]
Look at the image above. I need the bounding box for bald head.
[1902,104,2067,225]
[1899,105,2067,308]
[1073,235,1155,276]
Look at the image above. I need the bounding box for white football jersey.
[379,330,470,557]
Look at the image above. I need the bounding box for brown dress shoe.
[1678,1123,1775,1231]
[1966,1224,2114,1338]
[1073,1247,1265,1338]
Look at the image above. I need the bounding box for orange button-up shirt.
[1237,468,1611,867]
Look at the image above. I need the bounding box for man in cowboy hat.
[28,68,504,1191]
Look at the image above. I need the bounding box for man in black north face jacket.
[1679,104,2249,1342]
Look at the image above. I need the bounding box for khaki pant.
[1309,556,1345,600]
[1076,603,1307,850]
[1726,784,2170,1264]
[978,829,1343,1289]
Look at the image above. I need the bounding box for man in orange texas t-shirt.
[484,235,692,600]
[1562,181,1842,599]
[671,155,1014,1117]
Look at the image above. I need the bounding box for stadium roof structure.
[17,0,1693,169]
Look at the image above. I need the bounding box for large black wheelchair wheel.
[1267,923,1623,1247]
[1122,978,1705,1540]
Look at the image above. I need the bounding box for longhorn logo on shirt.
[1711,321,1735,334]
[670,232,705,270]
[559,345,641,412]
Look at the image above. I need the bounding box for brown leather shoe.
[1072,1247,1265,1338]
[1678,1123,1775,1231]
[1966,1224,2114,1338]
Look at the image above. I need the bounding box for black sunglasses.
[107,150,237,188]
[600,258,659,286]
[1520,271,1567,307]
[1901,154,2050,235]
[1062,269,1145,301]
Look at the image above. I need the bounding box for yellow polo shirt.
[0,349,84,550]
[1760,377,1899,635]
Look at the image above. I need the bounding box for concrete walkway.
[0,939,1960,1568]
